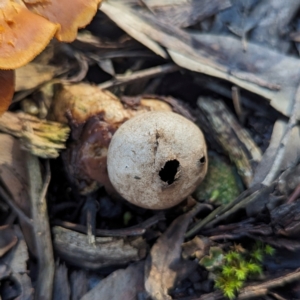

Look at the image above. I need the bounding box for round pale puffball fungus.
[107,111,208,209]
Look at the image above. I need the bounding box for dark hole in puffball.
[159,159,180,185]
[200,156,206,164]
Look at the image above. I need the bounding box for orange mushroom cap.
[0,1,59,69]
[25,0,103,42]
[0,0,103,69]
[0,0,102,114]
[0,69,14,115]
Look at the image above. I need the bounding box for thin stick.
[53,212,166,237]
[98,64,178,89]
[232,86,243,123]
[26,153,54,300]
[237,269,300,299]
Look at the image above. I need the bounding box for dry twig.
[26,155,54,300]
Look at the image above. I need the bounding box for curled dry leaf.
[0,70,14,115]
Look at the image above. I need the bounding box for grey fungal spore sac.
[107,111,208,210]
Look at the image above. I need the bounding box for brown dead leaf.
[145,206,201,300]
[81,262,145,300]
[0,70,14,115]
[0,225,18,257]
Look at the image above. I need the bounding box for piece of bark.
[53,226,147,270]
[81,262,145,300]
[197,97,262,187]
[0,112,70,158]
[271,201,300,238]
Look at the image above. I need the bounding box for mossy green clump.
[194,152,243,205]
[214,242,275,299]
